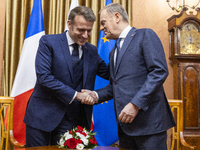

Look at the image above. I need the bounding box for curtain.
[2,0,132,96]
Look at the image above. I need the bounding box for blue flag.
[93,0,119,146]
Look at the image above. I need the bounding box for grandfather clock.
[168,7,200,148]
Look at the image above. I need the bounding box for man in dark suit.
[23,6,109,147]
[82,3,176,150]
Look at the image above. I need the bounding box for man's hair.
[100,3,129,23]
[68,6,96,24]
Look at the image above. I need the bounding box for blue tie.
[115,38,121,66]
[72,43,79,70]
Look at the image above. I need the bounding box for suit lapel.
[109,48,115,80]
[115,27,138,75]
[82,45,89,88]
[60,31,73,79]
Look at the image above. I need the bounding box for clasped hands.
[76,89,97,105]
[76,89,140,124]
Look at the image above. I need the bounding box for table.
[23,146,126,150]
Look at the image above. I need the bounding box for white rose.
[76,144,84,150]
[76,133,85,139]
[83,131,90,138]
[76,133,89,145]
[83,139,89,145]
[59,137,65,146]
[81,137,89,145]
[86,134,90,138]
[64,132,70,137]
[64,132,73,140]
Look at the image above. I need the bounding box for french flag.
[10,0,45,144]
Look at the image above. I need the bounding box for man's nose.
[82,31,89,38]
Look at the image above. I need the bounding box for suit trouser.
[118,125,167,150]
[26,113,81,148]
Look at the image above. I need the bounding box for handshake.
[75,89,98,105]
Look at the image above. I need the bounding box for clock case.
[168,8,200,149]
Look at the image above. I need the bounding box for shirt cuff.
[93,91,99,103]
[69,91,77,104]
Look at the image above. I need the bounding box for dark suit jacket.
[97,27,175,136]
[24,31,109,132]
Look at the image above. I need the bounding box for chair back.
[0,96,25,149]
[168,99,196,150]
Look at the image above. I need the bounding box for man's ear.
[114,12,120,23]
[67,20,71,29]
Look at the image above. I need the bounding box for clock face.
[180,23,200,54]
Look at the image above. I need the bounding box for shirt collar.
[66,31,75,46]
[118,25,132,39]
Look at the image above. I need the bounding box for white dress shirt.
[114,25,132,66]
[66,32,83,104]
[66,32,83,58]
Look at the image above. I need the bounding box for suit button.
[115,81,117,84]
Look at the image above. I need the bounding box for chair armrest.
[9,130,25,148]
[180,132,196,150]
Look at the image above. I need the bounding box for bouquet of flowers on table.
[58,125,98,149]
